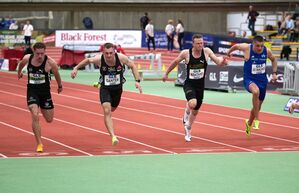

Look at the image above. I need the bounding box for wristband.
[272,72,277,75]
[135,80,141,83]
[58,85,63,88]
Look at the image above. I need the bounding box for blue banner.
[141,30,250,54]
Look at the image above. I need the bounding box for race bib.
[189,69,205,79]
[251,63,266,74]
[29,73,46,84]
[104,74,121,86]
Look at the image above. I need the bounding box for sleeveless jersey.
[244,44,267,83]
[99,53,125,90]
[27,55,50,90]
[185,48,208,88]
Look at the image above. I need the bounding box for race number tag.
[189,69,205,79]
[29,73,46,84]
[251,63,266,74]
[104,74,120,86]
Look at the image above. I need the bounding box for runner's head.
[103,42,115,62]
[252,35,265,54]
[192,34,204,51]
[33,42,46,63]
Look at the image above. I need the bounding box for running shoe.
[245,119,252,136]
[36,144,43,153]
[184,125,192,142]
[112,136,119,146]
[93,82,100,88]
[253,119,260,130]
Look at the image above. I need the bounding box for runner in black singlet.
[17,42,63,152]
[71,42,142,146]
[162,34,228,142]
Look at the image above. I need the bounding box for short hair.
[103,42,114,49]
[192,34,203,42]
[253,35,264,43]
[33,42,46,50]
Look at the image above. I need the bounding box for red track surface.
[0,71,298,158]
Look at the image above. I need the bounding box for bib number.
[104,74,121,86]
[189,69,205,79]
[251,63,266,74]
[29,73,46,84]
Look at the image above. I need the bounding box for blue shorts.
[244,79,267,101]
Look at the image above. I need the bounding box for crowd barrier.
[280,62,299,96]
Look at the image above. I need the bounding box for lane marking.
[0,121,93,156]
[0,98,254,153]
[102,150,153,155]
[1,85,298,152]
[0,153,8,158]
[54,103,256,152]
[19,152,69,157]
[0,103,177,154]
[1,89,298,150]
[0,80,298,131]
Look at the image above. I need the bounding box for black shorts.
[100,87,123,108]
[27,88,54,109]
[183,82,204,110]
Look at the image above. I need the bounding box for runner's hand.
[18,72,23,79]
[71,69,77,79]
[162,73,168,82]
[271,73,278,83]
[135,82,142,93]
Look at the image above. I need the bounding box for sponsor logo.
[209,72,217,81]
[233,74,243,83]
[219,71,228,82]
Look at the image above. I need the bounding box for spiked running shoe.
[36,144,43,153]
[245,119,252,136]
[112,136,119,146]
[93,82,100,88]
[253,119,260,130]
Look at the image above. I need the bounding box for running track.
[0,71,298,158]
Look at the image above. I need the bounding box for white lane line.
[0,89,298,146]
[55,103,256,152]
[0,81,298,130]
[0,121,93,156]
[1,73,298,121]
[0,153,8,158]
[0,96,252,153]
[0,103,176,154]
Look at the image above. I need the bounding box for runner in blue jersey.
[71,43,142,145]
[162,34,228,142]
[227,35,277,136]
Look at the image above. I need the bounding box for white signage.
[55,30,142,48]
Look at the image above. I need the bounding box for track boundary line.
[0,80,298,130]
[0,121,94,156]
[1,73,299,120]
[0,153,8,158]
[0,99,255,153]
[0,103,177,154]
[1,89,298,147]
[55,103,256,152]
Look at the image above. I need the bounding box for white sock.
[183,103,190,123]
